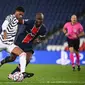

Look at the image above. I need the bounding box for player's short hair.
[15,6,25,12]
[71,14,77,18]
[36,13,44,19]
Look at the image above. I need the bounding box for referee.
[63,15,85,71]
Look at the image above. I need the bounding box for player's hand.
[72,34,78,38]
[65,33,69,36]
[33,38,41,44]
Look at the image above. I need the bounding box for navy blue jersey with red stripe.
[15,19,46,52]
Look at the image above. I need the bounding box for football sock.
[11,66,20,74]
[1,54,17,65]
[19,52,26,73]
[11,61,30,74]
[70,53,75,67]
[76,53,80,66]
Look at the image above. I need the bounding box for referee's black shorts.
[67,37,80,51]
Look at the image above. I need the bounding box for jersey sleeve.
[63,23,68,30]
[79,23,84,33]
[2,20,9,31]
[23,19,29,25]
[2,15,11,31]
[5,15,12,22]
[39,25,47,37]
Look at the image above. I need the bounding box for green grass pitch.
[0,64,85,85]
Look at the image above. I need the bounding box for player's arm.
[38,35,46,41]
[3,30,7,39]
[2,20,9,39]
[38,26,47,42]
[78,31,85,37]
[33,38,41,44]
[78,24,85,37]
[33,26,47,44]
[63,23,69,36]
[33,35,46,44]
[63,27,67,34]
[63,27,69,36]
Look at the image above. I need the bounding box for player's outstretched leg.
[8,62,34,79]
[10,47,26,73]
[10,62,34,78]
[9,52,34,79]
[11,62,29,74]
[0,53,17,67]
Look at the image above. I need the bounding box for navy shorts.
[15,43,34,54]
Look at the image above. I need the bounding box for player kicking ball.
[0,13,47,80]
[0,6,30,78]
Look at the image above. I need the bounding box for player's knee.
[69,47,74,53]
[75,50,79,54]
[19,52,26,60]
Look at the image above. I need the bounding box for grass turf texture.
[0,64,85,85]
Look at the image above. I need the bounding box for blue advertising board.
[0,50,85,65]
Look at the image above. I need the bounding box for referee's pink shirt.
[64,22,84,39]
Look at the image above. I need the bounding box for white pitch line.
[0,81,85,84]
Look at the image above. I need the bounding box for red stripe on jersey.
[31,27,39,35]
[22,27,40,43]
[22,34,33,43]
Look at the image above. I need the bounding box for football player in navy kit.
[0,13,47,79]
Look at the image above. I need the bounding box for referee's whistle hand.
[65,33,69,36]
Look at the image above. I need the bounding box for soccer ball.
[12,72,24,82]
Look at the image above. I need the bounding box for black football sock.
[11,61,30,74]
[11,66,20,74]
[1,54,17,65]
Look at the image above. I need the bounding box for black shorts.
[21,47,34,54]
[67,38,80,51]
[15,43,34,54]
